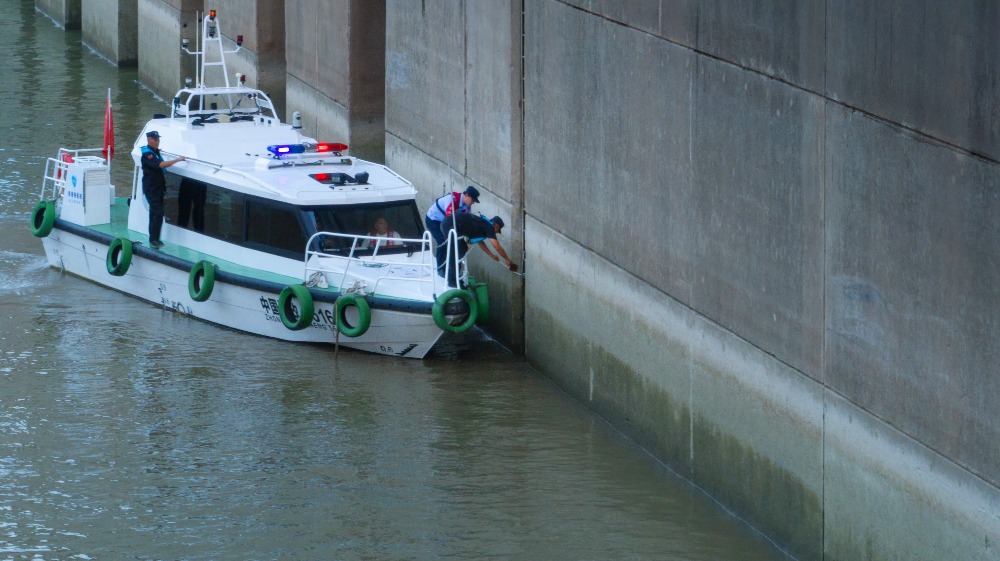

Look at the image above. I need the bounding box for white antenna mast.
[181,10,244,89]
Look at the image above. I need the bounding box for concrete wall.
[35,0,81,30]
[525,218,826,558]
[83,0,138,66]
[209,0,286,119]
[386,0,525,349]
[138,0,285,118]
[824,1,1000,490]
[522,3,826,557]
[285,1,385,162]
[387,1,1000,560]
[137,0,196,100]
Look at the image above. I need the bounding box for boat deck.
[90,198,302,287]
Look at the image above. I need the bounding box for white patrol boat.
[30,10,485,359]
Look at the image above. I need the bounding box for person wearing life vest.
[439,213,516,287]
[425,186,478,272]
[364,217,402,249]
[140,131,185,248]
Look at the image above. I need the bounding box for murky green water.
[0,2,789,559]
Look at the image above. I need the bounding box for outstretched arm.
[480,239,513,268]
[476,240,497,261]
[159,155,186,169]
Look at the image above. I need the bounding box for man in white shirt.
[425,186,479,273]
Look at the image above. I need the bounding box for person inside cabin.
[439,213,516,287]
[425,186,478,274]
[177,177,207,232]
[141,131,185,248]
[365,217,402,249]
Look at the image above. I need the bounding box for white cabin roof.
[129,11,416,209]
[129,114,414,207]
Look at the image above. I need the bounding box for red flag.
[102,88,114,162]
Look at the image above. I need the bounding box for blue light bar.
[266,144,306,156]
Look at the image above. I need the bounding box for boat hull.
[40,226,445,358]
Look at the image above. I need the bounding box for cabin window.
[164,172,307,258]
[163,174,244,243]
[309,201,423,253]
[246,200,308,258]
[161,173,422,259]
[202,186,245,243]
[162,174,182,227]
[176,178,207,232]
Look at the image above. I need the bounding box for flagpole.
[107,88,110,178]
[104,87,114,177]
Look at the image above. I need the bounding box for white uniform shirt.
[426,192,471,222]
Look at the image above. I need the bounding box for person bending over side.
[425,185,478,273]
[439,213,515,286]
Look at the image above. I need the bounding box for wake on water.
[0,250,57,295]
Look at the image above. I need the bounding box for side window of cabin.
[160,174,245,243]
[175,178,208,232]
[245,200,307,258]
[162,173,183,226]
[203,186,245,243]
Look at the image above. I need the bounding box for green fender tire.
[468,279,489,324]
[188,260,216,302]
[106,237,133,276]
[278,284,314,331]
[432,289,478,333]
[336,294,372,338]
[30,200,56,237]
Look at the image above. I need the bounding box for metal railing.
[303,231,468,294]
[303,230,465,295]
[39,148,107,201]
[440,228,468,290]
[158,150,286,196]
[125,151,287,201]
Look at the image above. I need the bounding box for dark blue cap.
[146,130,160,139]
[463,186,480,203]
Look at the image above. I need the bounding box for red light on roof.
[314,173,329,181]
[315,142,348,153]
[209,10,217,20]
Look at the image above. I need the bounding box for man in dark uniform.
[439,213,516,286]
[140,131,185,248]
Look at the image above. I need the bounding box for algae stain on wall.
[530,307,692,474]
[693,414,822,561]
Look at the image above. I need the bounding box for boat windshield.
[308,201,424,254]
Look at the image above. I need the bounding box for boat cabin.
[159,172,425,260]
